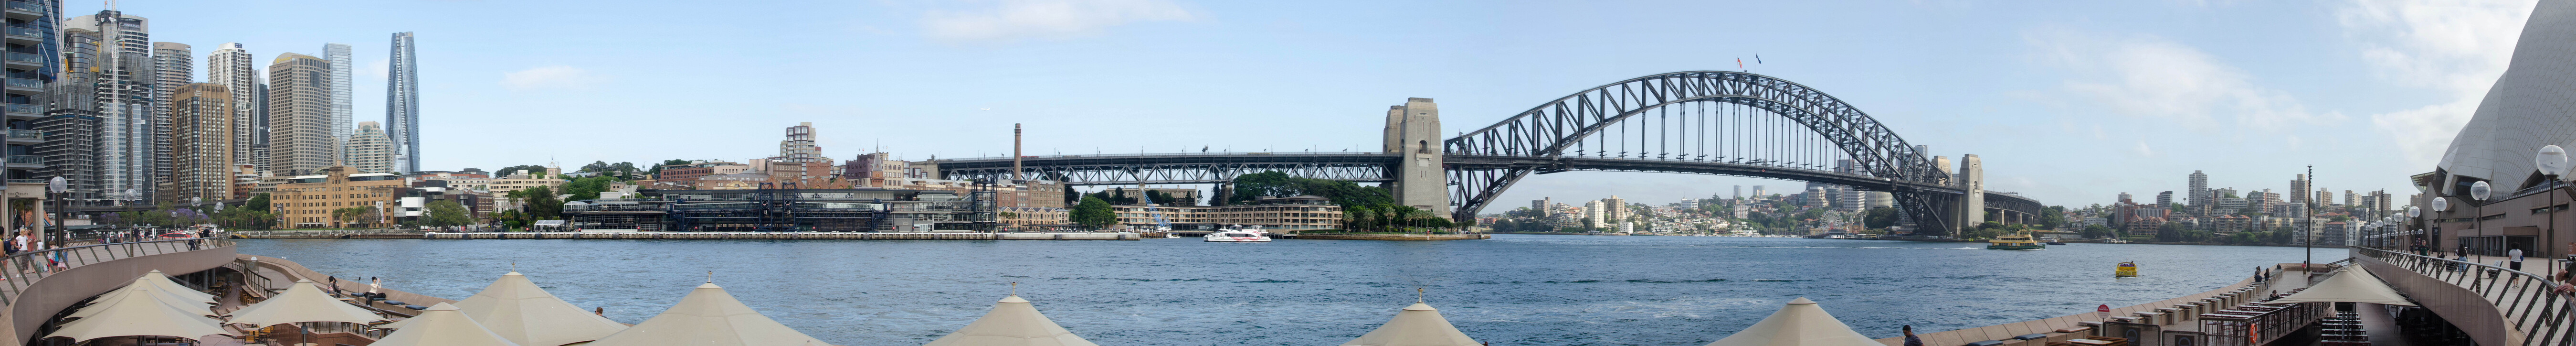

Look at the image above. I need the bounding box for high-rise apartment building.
[5,0,61,218]
[205,43,254,169]
[2187,171,2209,207]
[1838,188,1863,211]
[1752,185,1766,198]
[267,53,333,175]
[323,43,352,164]
[2289,174,2307,205]
[41,15,103,205]
[776,122,821,162]
[346,121,390,173]
[250,74,267,173]
[1805,187,1829,207]
[166,83,232,201]
[68,11,154,204]
[384,32,418,173]
[1601,195,1627,223]
[149,42,188,185]
[1733,185,1742,199]
[2156,191,2173,206]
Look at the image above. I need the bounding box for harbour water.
[240,235,2338,346]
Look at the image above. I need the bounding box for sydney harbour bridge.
[925,71,2043,236]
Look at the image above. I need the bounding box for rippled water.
[235,235,2339,346]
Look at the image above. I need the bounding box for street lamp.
[2537,144,2569,260]
[2473,180,2494,256]
[45,176,61,247]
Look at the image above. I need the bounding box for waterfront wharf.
[1878,263,2313,346]
[422,232,1142,240]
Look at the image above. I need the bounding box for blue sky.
[99,0,2534,209]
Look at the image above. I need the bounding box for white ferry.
[1204,225,1273,242]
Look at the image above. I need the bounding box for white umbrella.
[922,295,1099,346]
[45,286,232,343]
[1341,302,1479,346]
[228,279,386,327]
[383,271,627,346]
[1702,298,1881,346]
[373,303,523,346]
[586,282,829,346]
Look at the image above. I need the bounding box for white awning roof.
[1341,302,1480,346]
[70,274,217,320]
[372,303,524,346]
[922,295,1099,346]
[1702,298,1882,346]
[385,271,627,346]
[228,279,386,327]
[2272,267,2419,306]
[45,286,232,343]
[585,282,829,346]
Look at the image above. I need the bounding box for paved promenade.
[1876,264,2307,346]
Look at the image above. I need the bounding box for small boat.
[2041,237,2068,246]
[1988,232,2045,250]
[1204,225,1272,242]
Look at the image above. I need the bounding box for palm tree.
[1341,205,1369,232]
[1388,205,1423,233]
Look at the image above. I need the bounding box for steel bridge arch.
[1443,71,1957,233]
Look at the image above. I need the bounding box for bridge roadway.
[928,152,2044,222]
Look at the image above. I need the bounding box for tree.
[648,159,693,176]
[522,186,563,219]
[1069,196,1116,229]
[2156,222,2185,242]
[2080,224,2114,239]
[563,176,620,201]
[426,200,471,227]
[497,164,550,178]
[1862,207,1899,229]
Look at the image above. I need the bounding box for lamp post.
[2536,145,2569,260]
[44,177,61,247]
[2473,180,2494,257]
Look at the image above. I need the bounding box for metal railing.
[0,26,32,40]
[4,155,39,165]
[4,103,39,115]
[2356,247,2573,346]
[0,238,234,306]
[2,77,36,90]
[1,52,38,65]
[6,129,36,141]
[1,1,36,14]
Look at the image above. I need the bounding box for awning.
[384,271,627,346]
[1702,298,1882,346]
[228,279,387,327]
[585,282,829,346]
[1340,302,1480,346]
[69,274,218,321]
[372,303,523,346]
[2271,266,2420,306]
[922,295,1099,346]
[44,286,232,343]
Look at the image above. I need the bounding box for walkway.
[1875,266,2287,346]
[2358,248,2571,346]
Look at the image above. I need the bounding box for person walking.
[1901,325,1922,346]
[2512,248,2528,272]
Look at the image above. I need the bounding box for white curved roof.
[384,271,627,346]
[1341,302,1480,346]
[1701,298,1881,346]
[227,279,385,327]
[372,303,523,346]
[2437,0,2576,192]
[586,282,828,346]
[46,286,231,342]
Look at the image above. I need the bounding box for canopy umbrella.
[228,279,386,327]
[1701,298,1881,346]
[2271,267,2419,306]
[137,270,217,302]
[69,277,218,321]
[587,282,829,346]
[373,303,523,346]
[382,271,626,346]
[44,286,232,343]
[922,295,1099,346]
[1341,302,1480,346]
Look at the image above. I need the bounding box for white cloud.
[923,0,1195,43]
[2134,141,2155,157]
[500,65,603,91]
[2031,31,2342,130]
[2340,0,2534,168]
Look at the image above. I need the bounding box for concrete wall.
[0,245,236,346]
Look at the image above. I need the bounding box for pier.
[421,232,1142,240]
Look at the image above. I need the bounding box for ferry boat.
[1203,225,1272,242]
[1987,232,2045,250]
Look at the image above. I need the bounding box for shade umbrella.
[228,279,386,327]
[69,275,218,321]
[137,270,218,303]
[373,303,523,346]
[922,295,1099,346]
[1341,302,1479,346]
[1701,298,1881,346]
[586,282,829,346]
[383,271,627,346]
[2271,267,2419,306]
[44,286,232,343]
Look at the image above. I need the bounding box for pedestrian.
[2512,248,2527,272]
[45,243,64,272]
[1902,325,1922,346]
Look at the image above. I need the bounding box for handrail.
[2355,247,2573,346]
[0,238,233,306]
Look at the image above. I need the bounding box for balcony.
[1,1,38,21]
[3,179,37,184]
[3,103,37,119]
[2,155,37,167]
[5,129,35,144]
[0,52,39,69]
[3,77,37,94]
[0,26,34,46]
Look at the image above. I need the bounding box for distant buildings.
[385,32,419,173]
[165,83,234,202]
[345,121,391,173]
[265,53,333,176]
[272,166,404,228]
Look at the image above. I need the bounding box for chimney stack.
[1013,124,1024,182]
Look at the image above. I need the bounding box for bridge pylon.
[1386,97,1451,219]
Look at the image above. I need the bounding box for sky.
[95,0,2538,211]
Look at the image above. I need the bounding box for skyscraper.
[251,71,268,173]
[2187,171,2209,208]
[1733,185,1742,199]
[167,83,232,201]
[41,15,103,205]
[68,11,153,204]
[2156,191,2173,206]
[384,32,418,173]
[8,0,61,216]
[777,122,820,162]
[323,43,353,164]
[345,121,390,173]
[150,42,189,186]
[268,53,333,175]
[206,43,255,169]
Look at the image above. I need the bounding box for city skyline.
[84,0,2527,207]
